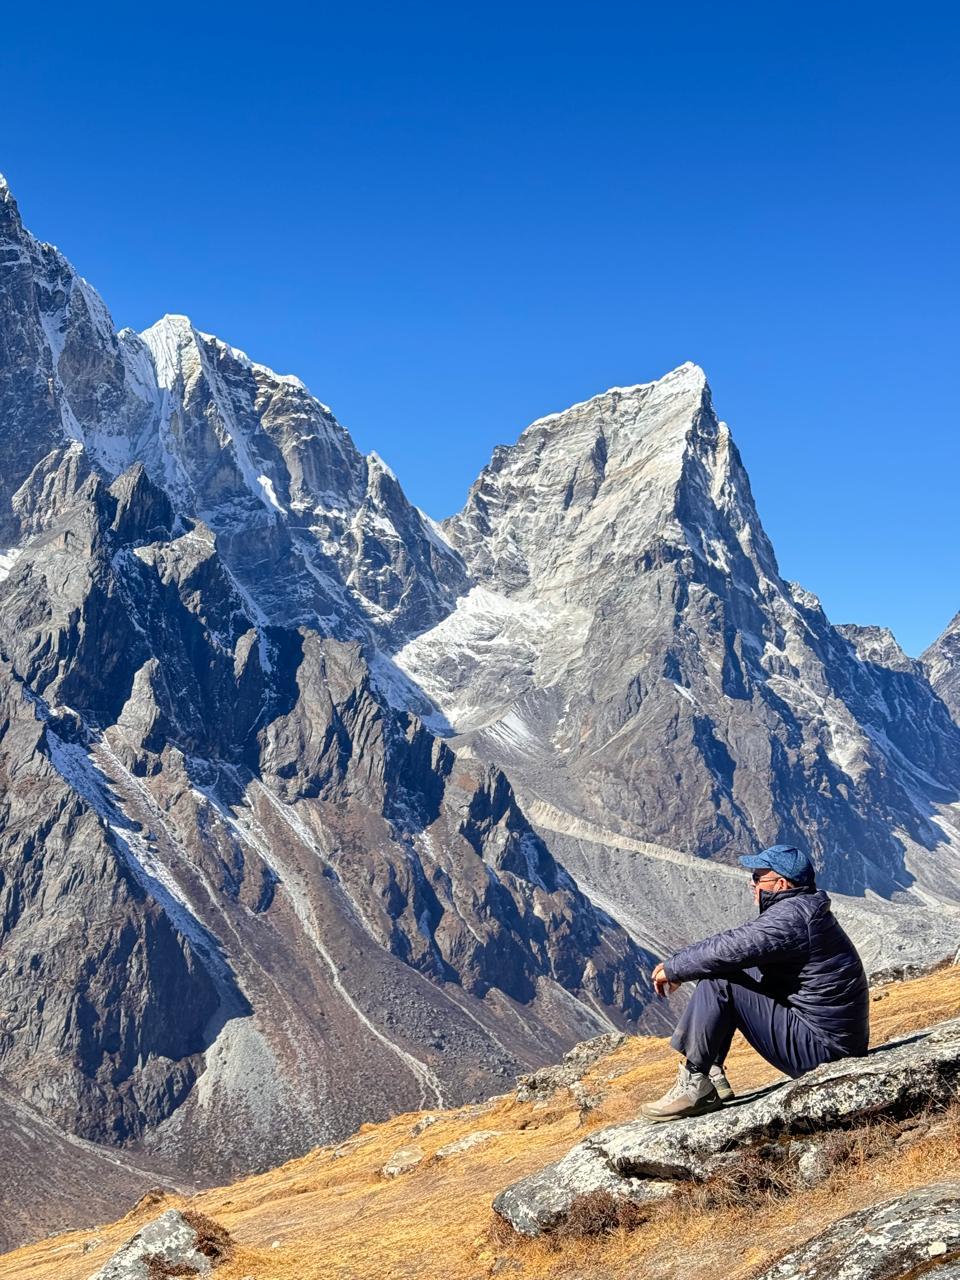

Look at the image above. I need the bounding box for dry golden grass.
[3,966,958,1280]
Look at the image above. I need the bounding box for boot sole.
[639,1095,723,1124]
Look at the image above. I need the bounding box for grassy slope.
[3,967,958,1280]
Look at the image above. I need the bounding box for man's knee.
[681,977,733,1027]
[692,975,732,1002]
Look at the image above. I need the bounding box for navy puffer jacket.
[663,886,869,1056]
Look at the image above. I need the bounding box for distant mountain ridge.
[0,175,958,1244]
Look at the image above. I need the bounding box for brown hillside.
[3,966,959,1280]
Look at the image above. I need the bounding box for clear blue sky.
[2,3,957,654]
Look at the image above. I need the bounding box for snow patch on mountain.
[42,724,231,989]
[257,474,285,514]
[0,548,21,582]
[394,585,590,731]
[37,304,83,445]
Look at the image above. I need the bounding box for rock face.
[88,1208,232,1280]
[493,1017,960,1235]
[0,656,221,1144]
[755,1181,960,1280]
[0,461,660,1181]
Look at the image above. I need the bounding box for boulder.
[434,1130,502,1160]
[755,1181,960,1279]
[789,1139,830,1187]
[494,1018,960,1235]
[381,1145,426,1177]
[597,1019,960,1182]
[493,1143,674,1236]
[88,1208,232,1279]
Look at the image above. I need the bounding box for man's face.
[751,868,790,904]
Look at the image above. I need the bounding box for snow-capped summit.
[0,181,466,643]
[141,314,308,394]
[442,360,755,599]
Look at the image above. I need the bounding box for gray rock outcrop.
[381,1146,426,1177]
[755,1181,960,1279]
[515,1032,625,1102]
[88,1208,232,1279]
[434,1130,502,1159]
[493,1017,960,1235]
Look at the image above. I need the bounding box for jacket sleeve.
[663,907,809,982]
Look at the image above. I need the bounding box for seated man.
[641,844,869,1122]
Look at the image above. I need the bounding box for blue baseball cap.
[738,844,815,884]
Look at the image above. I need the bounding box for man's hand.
[651,962,682,999]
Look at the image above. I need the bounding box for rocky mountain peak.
[108,461,177,544]
[400,366,960,903]
[837,624,916,674]
[0,172,22,228]
[441,362,722,599]
[0,180,470,649]
[139,314,310,401]
[923,611,960,721]
[138,313,201,387]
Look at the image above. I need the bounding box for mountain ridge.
[923,611,960,721]
[0,176,958,1246]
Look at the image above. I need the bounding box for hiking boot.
[639,1062,721,1123]
[709,1064,735,1102]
